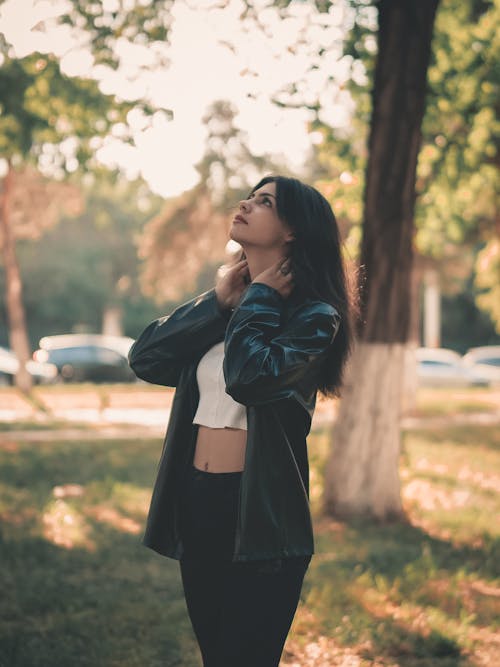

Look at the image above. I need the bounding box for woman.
[128,175,352,667]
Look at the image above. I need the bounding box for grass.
[298,424,500,666]
[0,437,197,667]
[30,382,167,394]
[0,420,93,432]
[0,416,499,665]
[413,387,499,417]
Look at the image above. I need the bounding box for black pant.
[178,465,311,667]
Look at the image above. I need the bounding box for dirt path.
[1,410,499,443]
[1,386,499,442]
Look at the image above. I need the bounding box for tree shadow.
[0,435,201,667]
[403,423,500,453]
[306,517,498,665]
[318,517,499,579]
[0,526,200,667]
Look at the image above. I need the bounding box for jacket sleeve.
[128,288,231,386]
[223,282,340,406]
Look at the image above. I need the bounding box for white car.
[0,346,58,386]
[37,334,135,358]
[33,334,136,383]
[462,346,500,385]
[416,347,490,387]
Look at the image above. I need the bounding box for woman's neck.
[243,247,286,282]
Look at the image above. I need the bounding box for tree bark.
[324,0,439,519]
[102,305,124,337]
[423,267,441,348]
[325,342,405,519]
[402,261,421,416]
[0,163,33,393]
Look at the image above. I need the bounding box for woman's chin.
[229,227,246,244]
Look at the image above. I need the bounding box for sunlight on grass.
[41,477,152,551]
[84,504,141,534]
[0,421,499,666]
[0,436,200,667]
[284,424,500,666]
[414,387,500,417]
[42,498,95,550]
[401,426,500,549]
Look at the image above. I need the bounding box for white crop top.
[192,341,247,430]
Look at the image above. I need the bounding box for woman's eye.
[261,197,272,207]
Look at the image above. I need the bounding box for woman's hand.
[253,257,294,299]
[215,259,250,310]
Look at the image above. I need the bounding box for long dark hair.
[232,174,354,398]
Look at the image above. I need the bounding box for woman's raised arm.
[128,288,231,386]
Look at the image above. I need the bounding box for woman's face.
[229,181,294,252]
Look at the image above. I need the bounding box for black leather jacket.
[128,282,340,562]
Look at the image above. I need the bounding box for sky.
[0,0,358,198]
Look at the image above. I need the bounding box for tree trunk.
[325,342,405,519]
[402,261,421,416]
[0,164,33,393]
[102,304,123,336]
[423,267,441,348]
[324,0,439,520]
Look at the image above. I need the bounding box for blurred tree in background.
[475,239,500,332]
[0,50,127,391]
[417,0,498,258]
[417,0,499,344]
[249,0,496,517]
[321,0,440,520]
[0,0,171,391]
[0,172,163,349]
[1,0,497,397]
[58,0,171,69]
[310,0,500,344]
[305,0,498,520]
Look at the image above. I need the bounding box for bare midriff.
[193,425,247,473]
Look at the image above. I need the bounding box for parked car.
[416,347,490,387]
[0,346,58,386]
[38,334,134,358]
[462,346,500,385]
[33,334,136,383]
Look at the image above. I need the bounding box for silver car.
[462,346,500,385]
[416,347,490,387]
[0,346,58,386]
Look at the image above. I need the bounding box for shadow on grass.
[308,517,498,666]
[0,528,200,667]
[0,437,201,667]
[404,424,500,453]
[0,438,162,489]
[1,433,498,666]
[326,518,499,579]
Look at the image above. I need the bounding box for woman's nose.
[239,198,250,212]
